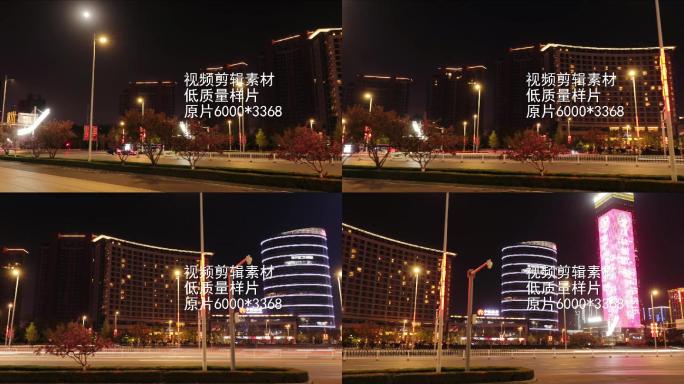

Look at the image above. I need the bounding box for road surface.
[0,160,296,192]
[343,178,567,192]
[0,347,340,384]
[344,351,684,384]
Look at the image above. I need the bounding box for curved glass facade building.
[501,241,559,332]
[260,228,335,330]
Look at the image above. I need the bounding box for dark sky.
[1,0,341,124]
[0,193,342,322]
[343,193,682,315]
[344,0,684,121]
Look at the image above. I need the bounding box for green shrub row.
[0,367,308,383]
[343,166,684,192]
[342,366,534,384]
[0,156,340,192]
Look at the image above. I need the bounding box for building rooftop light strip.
[502,262,555,268]
[2,248,29,254]
[501,308,558,314]
[296,314,335,318]
[58,234,87,238]
[510,45,536,51]
[281,304,334,308]
[501,244,557,253]
[502,254,558,262]
[261,244,328,253]
[466,65,487,70]
[272,264,330,269]
[263,283,332,290]
[91,234,213,255]
[263,273,332,280]
[540,43,676,52]
[262,254,329,263]
[298,325,337,328]
[281,228,327,237]
[260,234,327,246]
[502,290,559,295]
[530,327,559,331]
[267,293,333,298]
[225,62,248,68]
[272,34,301,44]
[502,281,559,286]
[307,27,342,40]
[343,223,456,256]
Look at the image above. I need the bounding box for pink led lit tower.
[594,193,641,336]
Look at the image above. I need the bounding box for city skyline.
[343,0,684,120]
[0,193,342,325]
[343,193,683,316]
[1,0,341,123]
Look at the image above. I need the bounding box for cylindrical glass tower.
[501,241,559,332]
[260,228,335,330]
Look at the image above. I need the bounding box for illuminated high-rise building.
[594,193,641,333]
[500,241,559,333]
[668,288,684,322]
[260,228,336,331]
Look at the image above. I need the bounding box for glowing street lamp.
[628,70,640,139]
[364,92,373,113]
[341,118,347,145]
[651,289,659,350]
[227,119,233,151]
[465,259,494,372]
[309,118,315,131]
[473,83,482,152]
[137,97,145,117]
[472,115,477,153]
[567,117,573,145]
[462,121,467,152]
[114,310,119,337]
[8,269,20,347]
[411,266,421,346]
[82,8,109,162]
[82,315,87,327]
[536,122,541,135]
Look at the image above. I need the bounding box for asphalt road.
[343,178,565,192]
[0,161,296,192]
[344,352,684,384]
[0,347,340,384]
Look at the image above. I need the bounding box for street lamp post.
[114,310,119,337]
[82,315,87,328]
[198,193,208,371]
[86,29,108,162]
[309,118,315,131]
[227,119,233,151]
[651,289,658,350]
[336,270,343,341]
[4,304,12,346]
[628,70,640,140]
[137,97,145,117]
[228,254,253,371]
[472,115,477,153]
[560,280,569,350]
[567,118,572,145]
[8,269,20,347]
[364,93,373,113]
[435,193,450,373]
[462,121,467,152]
[341,118,347,145]
[465,259,494,372]
[474,83,482,152]
[1,75,15,125]
[411,266,421,348]
[654,0,677,182]
[175,269,181,347]
[536,122,541,135]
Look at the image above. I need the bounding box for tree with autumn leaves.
[401,124,459,172]
[170,120,225,169]
[506,130,564,176]
[34,322,111,371]
[276,126,339,178]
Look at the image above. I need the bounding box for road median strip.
[0,155,340,192]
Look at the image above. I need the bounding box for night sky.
[0,193,342,322]
[0,0,341,124]
[343,193,682,315]
[344,0,684,120]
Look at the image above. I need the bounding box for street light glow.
[364,92,372,99]
[652,289,659,296]
[11,269,19,277]
[82,10,91,19]
[413,266,421,275]
[474,82,481,90]
[137,97,144,104]
[98,35,109,45]
[628,69,637,78]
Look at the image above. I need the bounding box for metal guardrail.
[342,348,684,360]
[348,152,684,165]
